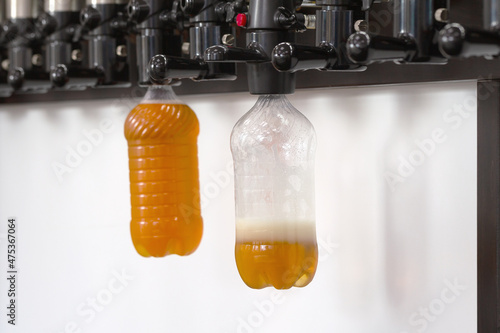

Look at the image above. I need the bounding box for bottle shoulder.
[231,106,316,148]
[124,102,200,141]
[234,101,315,132]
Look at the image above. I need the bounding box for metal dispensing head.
[0,0,12,97]
[148,0,238,84]
[0,1,7,43]
[88,0,130,4]
[485,0,500,31]
[78,0,130,86]
[4,0,53,92]
[347,0,446,64]
[393,0,443,62]
[438,0,500,59]
[127,0,179,86]
[45,0,86,12]
[204,0,301,95]
[39,0,103,89]
[6,0,38,19]
[271,0,366,73]
[0,1,5,22]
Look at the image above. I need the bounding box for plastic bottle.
[124,85,203,257]
[231,94,318,289]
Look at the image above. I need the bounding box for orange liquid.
[235,241,318,289]
[125,102,203,257]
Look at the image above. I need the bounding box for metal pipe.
[86,0,129,5]
[393,0,439,62]
[394,0,433,40]
[484,0,500,31]
[0,0,5,22]
[190,23,222,59]
[316,8,353,50]
[7,0,37,19]
[45,0,86,12]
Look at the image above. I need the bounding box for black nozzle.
[276,6,306,32]
[180,0,205,16]
[8,68,24,90]
[204,45,228,61]
[50,65,69,88]
[149,54,171,82]
[346,32,417,64]
[346,32,370,63]
[215,0,247,23]
[127,0,150,23]
[204,45,267,62]
[438,23,500,59]
[36,12,58,36]
[272,42,337,72]
[149,54,208,83]
[438,24,465,58]
[1,21,19,44]
[80,6,101,30]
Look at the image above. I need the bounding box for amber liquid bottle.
[231,95,318,289]
[124,85,203,257]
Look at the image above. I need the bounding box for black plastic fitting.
[347,31,417,64]
[127,0,150,23]
[80,6,101,30]
[7,68,24,90]
[50,64,69,88]
[272,42,338,72]
[204,44,267,62]
[149,54,207,82]
[439,23,500,59]
[180,0,206,16]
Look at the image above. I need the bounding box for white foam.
[236,219,316,243]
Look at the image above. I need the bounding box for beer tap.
[37,0,101,89]
[271,0,365,73]
[148,0,238,84]
[346,0,448,65]
[79,0,130,86]
[438,0,500,59]
[4,0,52,93]
[127,0,183,86]
[203,0,304,94]
[0,0,13,97]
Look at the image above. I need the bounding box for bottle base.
[130,218,203,258]
[235,241,318,289]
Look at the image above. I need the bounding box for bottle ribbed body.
[231,95,318,289]
[124,86,202,257]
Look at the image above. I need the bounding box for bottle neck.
[142,85,183,104]
[252,94,296,113]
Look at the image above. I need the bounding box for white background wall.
[0,81,476,333]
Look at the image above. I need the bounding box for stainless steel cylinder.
[7,0,37,19]
[45,0,86,12]
[136,29,163,84]
[394,0,434,39]
[485,0,500,30]
[190,23,222,59]
[86,0,129,4]
[0,1,5,22]
[316,8,353,49]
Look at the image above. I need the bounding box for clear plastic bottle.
[231,94,318,289]
[124,85,203,257]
